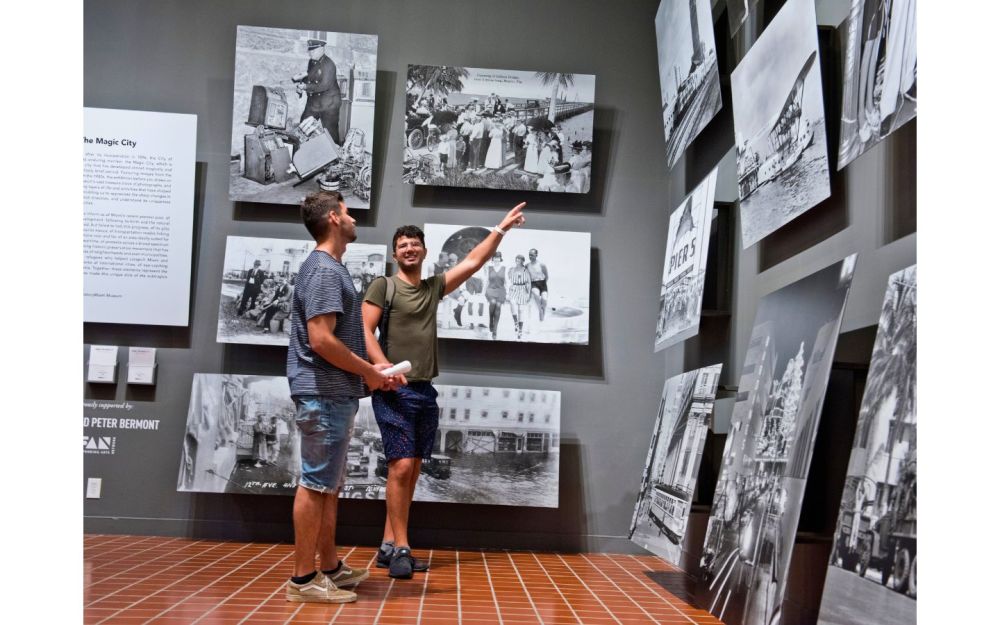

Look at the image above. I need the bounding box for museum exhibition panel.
[83,1,918,623]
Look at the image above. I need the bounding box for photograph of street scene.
[178,374,299,495]
[177,376,561,508]
[731,0,831,248]
[837,0,916,170]
[698,255,857,625]
[403,65,595,193]
[422,224,590,344]
[655,0,722,170]
[216,236,386,347]
[629,364,723,564]
[655,167,718,352]
[228,26,378,208]
[818,265,916,625]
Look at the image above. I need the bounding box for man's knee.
[388,457,420,479]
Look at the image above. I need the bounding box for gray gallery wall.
[83,0,915,565]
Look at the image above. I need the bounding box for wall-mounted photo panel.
[422,224,590,344]
[818,265,916,624]
[228,26,378,208]
[837,0,916,170]
[403,65,595,193]
[217,236,386,346]
[697,255,857,625]
[656,0,723,170]
[178,376,560,507]
[655,167,718,351]
[629,364,723,564]
[731,0,831,248]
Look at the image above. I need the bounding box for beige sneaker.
[286,572,357,603]
[326,562,370,587]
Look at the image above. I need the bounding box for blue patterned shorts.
[372,382,439,461]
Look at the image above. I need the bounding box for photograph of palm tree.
[403,64,596,193]
[818,265,916,625]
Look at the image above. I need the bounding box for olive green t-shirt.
[364,274,446,381]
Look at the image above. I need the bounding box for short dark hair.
[392,225,425,252]
[300,191,344,241]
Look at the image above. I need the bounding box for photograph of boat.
[837,0,916,170]
[731,0,831,248]
[655,0,723,170]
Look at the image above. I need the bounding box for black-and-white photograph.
[837,0,916,170]
[178,374,299,495]
[697,255,857,625]
[731,0,831,248]
[228,26,378,208]
[656,0,722,170]
[629,364,723,564]
[655,167,718,351]
[726,0,760,36]
[402,65,595,193]
[216,236,386,346]
[818,265,916,625]
[177,377,561,507]
[422,224,590,344]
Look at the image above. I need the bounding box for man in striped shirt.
[285,191,402,603]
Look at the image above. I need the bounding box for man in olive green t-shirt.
[361,202,526,579]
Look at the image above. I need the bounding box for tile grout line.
[370,568,397,624]
[455,549,462,625]
[86,539,222,606]
[88,536,190,578]
[553,552,624,625]
[480,550,505,625]
[575,553,662,623]
[328,546,375,625]
[85,535,162,566]
[139,543,281,625]
[594,553,699,625]
[528,552,583,624]
[94,541,257,624]
[505,550,544,624]
[187,545,298,625]
[415,548,434,625]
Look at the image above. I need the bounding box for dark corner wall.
[83,2,914,612]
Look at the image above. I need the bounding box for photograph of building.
[837,0,917,170]
[228,26,378,208]
[731,0,831,248]
[422,224,590,345]
[216,236,385,346]
[629,364,723,564]
[697,255,857,625]
[403,65,595,193]
[655,167,718,351]
[655,0,722,170]
[818,266,917,625]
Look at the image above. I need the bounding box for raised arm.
[443,202,526,296]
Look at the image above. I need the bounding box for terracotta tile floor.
[84,534,723,624]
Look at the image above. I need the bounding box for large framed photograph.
[655,0,723,170]
[818,266,916,624]
[228,26,378,208]
[421,224,590,344]
[837,0,916,170]
[216,236,386,346]
[697,255,857,625]
[655,167,718,351]
[731,0,831,248]
[403,65,595,193]
[629,364,723,564]
[178,376,561,507]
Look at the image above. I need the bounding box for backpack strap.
[377,276,395,352]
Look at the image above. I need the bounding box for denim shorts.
[292,395,359,494]
[372,382,439,461]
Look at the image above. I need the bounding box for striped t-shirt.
[287,249,367,398]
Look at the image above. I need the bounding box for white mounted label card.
[87,345,119,383]
[127,347,157,385]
